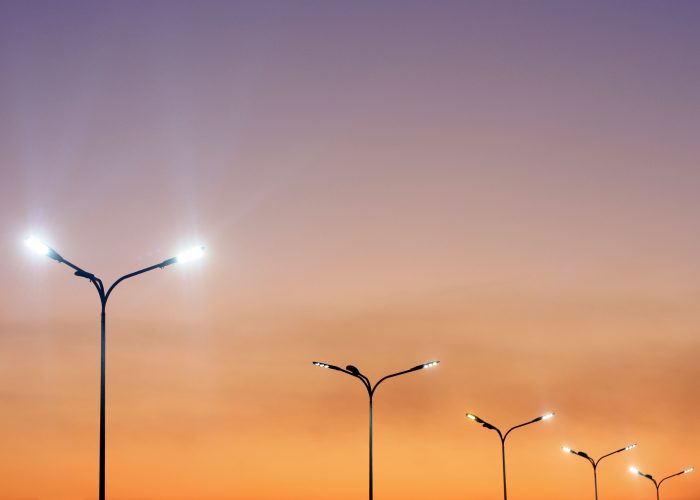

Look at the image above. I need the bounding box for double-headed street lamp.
[465,411,555,500]
[561,443,636,499]
[25,235,204,500]
[630,466,694,500]
[312,360,439,500]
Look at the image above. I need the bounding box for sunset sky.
[1,1,699,499]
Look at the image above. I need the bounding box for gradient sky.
[1,1,699,499]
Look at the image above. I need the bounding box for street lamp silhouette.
[312,360,439,500]
[25,235,204,500]
[630,466,693,500]
[561,443,636,499]
[465,411,555,500]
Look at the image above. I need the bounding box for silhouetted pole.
[466,411,555,500]
[313,360,439,500]
[630,466,694,500]
[25,237,204,500]
[562,444,636,499]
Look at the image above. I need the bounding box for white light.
[541,412,555,420]
[467,414,477,421]
[313,362,330,369]
[685,468,694,474]
[562,447,572,453]
[625,444,637,451]
[176,245,205,263]
[630,466,640,475]
[423,361,439,368]
[25,236,50,255]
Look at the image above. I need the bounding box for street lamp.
[25,235,204,500]
[561,443,636,499]
[312,360,439,500]
[630,465,693,500]
[465,411,555,500]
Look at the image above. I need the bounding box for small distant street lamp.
[465,411,555,500]
[25,236,204,500]
[561,443,636,499]
[312,360,440,500]
[630,465,694,500]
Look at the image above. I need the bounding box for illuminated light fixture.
[541,412,555,421]
[25,236,50,255]
[176,245,205,263]
[684,467,694,474]
[625,443,637,451]
[630,466,640,475]
[312,359,439,500]
[562,446,573,453]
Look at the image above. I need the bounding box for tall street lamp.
[561,443,636,499]
[312,360,439,500]
[25,235,204,500]
[630,466,694,500]
[465,411,555,500]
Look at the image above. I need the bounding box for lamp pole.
[630,466,694,500]
[562,443,636,499]
[25,236,204,500]
[465,411,555,500]
[312,360,439,500]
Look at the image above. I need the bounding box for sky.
[0,1,699,499]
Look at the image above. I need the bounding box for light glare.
[630,466,640,475]
[176,246,205,263]
[562,447,572,453]
[467,414,477,421]
[542,412,555,420]
[625,444,637,451]
[25,236,49,255]
[422,361,439,368]
[685,468,694,474]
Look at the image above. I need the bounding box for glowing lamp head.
[313,362,330,369]
[176,246,205,263]
[541,412,555,421]
[625,444,637,451]
[562,447,572,453]
[630,466,640,475]
[422,360,440,369]
[25,236,50,256]
[684,467,694,474]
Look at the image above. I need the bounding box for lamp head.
[313,362,331,369]
[562,446,574,454]
[346,365,361,375]
[466,413,484,424]
[176,245,205,263]
[539,412,555,421]
[630,466,642,476]
[684,467,694,474]
[25,236,61,261]
[625,443,637,451]
[412,360,440,371]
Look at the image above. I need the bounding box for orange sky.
[0,1,699,499]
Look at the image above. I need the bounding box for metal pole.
[656,485,660,500]
[501,438,507,500]
[369,397,373,500]
[593,465,598,500]
[99,306,106,500]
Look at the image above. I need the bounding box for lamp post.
[630,466,694,500]
[561,443,636,499]
[25,236,204,500]
[465,411,555,500]
[312,360,439,500]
